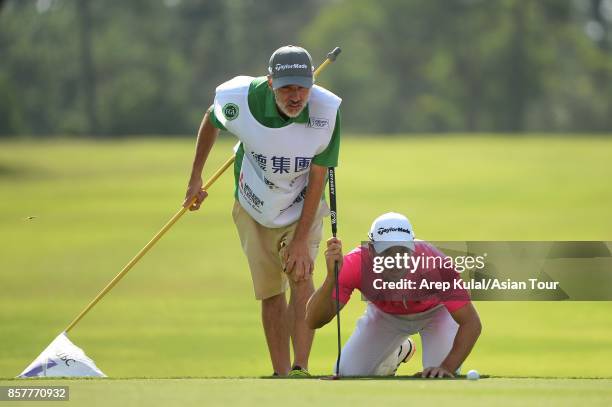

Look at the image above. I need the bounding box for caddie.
[183,45,341,377]
[306,212,482,377]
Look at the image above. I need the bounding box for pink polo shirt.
[332,242,470,315]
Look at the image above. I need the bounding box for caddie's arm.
[284,163,328,281]
[305,237,345,329]
[183,110,220,211]
[421,303,482,378]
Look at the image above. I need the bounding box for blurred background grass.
[1,135,612,378]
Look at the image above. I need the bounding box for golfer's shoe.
[288,366,311,378]
[374,337,417,376]
[397,338,416,365]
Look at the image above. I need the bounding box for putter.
[327,166,342,380]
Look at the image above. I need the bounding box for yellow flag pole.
[64,47,342,333]
[65,156,234,332]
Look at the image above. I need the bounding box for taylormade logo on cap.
[375,226,412,236]
[368,212,415,254]
[275,63,308,72]
[268,45,314,89]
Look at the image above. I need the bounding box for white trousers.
[336,303,459,376]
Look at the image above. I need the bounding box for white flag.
[18,332,106,378]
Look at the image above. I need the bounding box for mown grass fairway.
[1,136,612,404]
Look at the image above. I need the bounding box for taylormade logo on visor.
[275,63,308,71]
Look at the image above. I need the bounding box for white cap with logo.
[368,212,415,254]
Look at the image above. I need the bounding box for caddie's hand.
[420,366,455,379]
[284,239,313,282]
[183,177,208,211]
[325,237,343,276]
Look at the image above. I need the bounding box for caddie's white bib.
[213,76,341,228]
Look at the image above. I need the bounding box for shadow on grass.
[1,375,489,381]
[7,375,612,381]
[260,374,490,380]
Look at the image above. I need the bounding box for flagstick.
[64,156,234,333]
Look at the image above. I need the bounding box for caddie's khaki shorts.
[232,200,326,300]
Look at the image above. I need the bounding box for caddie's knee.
[289,277,314,295]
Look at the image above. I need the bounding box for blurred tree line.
[1,0,612,136]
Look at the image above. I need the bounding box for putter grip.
[328,167,337,237]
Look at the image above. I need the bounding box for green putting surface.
[1,136,612,381]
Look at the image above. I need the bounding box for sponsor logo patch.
[239,172,264,211]
[307,117,329,129]
[223,103,239,121]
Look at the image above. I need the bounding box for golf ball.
[466,369,480,380]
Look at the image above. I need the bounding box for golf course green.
[1,136,611,404]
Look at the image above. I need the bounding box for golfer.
[306,212,482,377]
[184,46,341,377]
